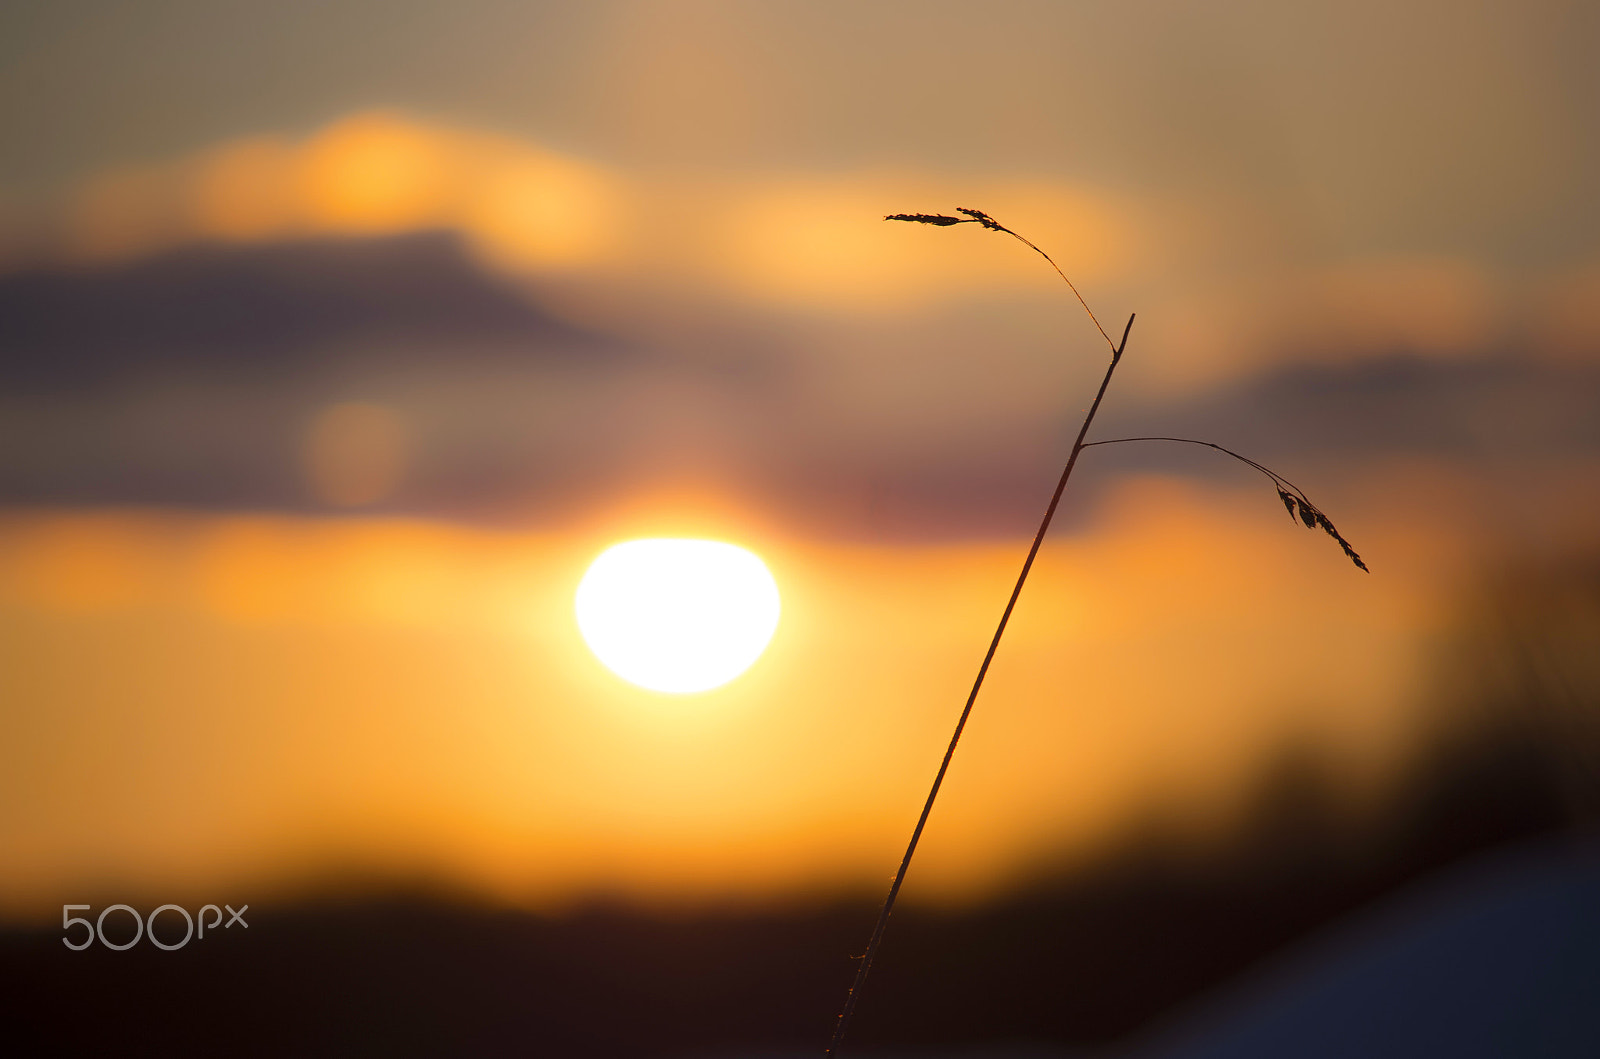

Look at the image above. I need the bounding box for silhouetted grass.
[827,210,1369,1055]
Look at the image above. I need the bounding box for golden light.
[575,538,781,694]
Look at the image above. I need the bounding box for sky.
[1,0,1597,921]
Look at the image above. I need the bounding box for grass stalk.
[824,209,1365,1056]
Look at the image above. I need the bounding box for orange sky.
[0,472,1476,921]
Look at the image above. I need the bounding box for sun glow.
[575,538,781,694]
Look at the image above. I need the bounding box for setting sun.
[575,538,781,694]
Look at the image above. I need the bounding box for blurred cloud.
[10,111,1144,319]
[3,100,1593,391]
[1140,255,1511,389]
[715,177,1139,311]
[1534,261,1600,362]
[54,112,624,274]
[302,401,409,507]
[2,220,1595,539]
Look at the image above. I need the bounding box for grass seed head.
[1311,511,1369,572]
[884,212,967,226]
[956,207,1005,231]
[1281,489,1368,572]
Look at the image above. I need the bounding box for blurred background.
[2,1,1598,1055]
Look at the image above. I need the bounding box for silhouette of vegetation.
[826,210,1370,1055]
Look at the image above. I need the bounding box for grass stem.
[830,206,1367,1055]
[824,303,1136,1057]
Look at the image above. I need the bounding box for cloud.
[302,401,410,508]
[4,105,1598,440]
[9,110,1143,315]
[1137,255,1511,391]
[51,112,624,275]
[1533,261,1600,363]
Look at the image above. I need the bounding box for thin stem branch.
[1081,436,1312,499]
[825,312,1136,1058]
[988,225,1117,354]
[1081,436,1369,572]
